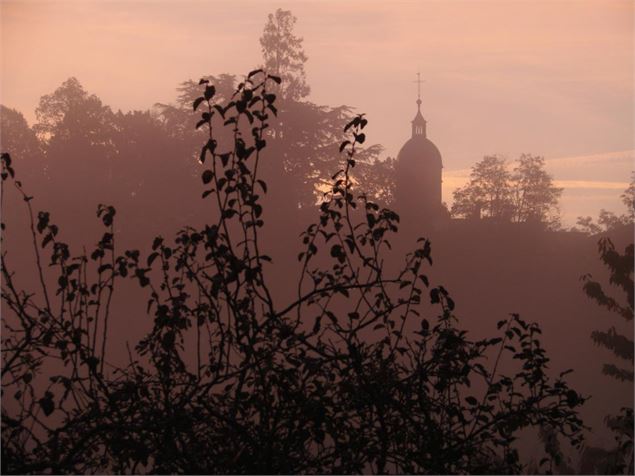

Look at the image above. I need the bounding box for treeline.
[1,10,388,241]
[2,8,611,238]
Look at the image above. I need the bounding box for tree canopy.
[260,8,310,102]
[451,154,562,226]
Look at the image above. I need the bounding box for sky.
[1,0,634,225]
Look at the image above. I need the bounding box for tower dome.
[395,77,444,226]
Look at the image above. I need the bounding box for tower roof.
[411,72,427,138]
[411,100,426,138]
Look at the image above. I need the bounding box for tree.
[451,155,513,220]
[33,78,118,216]
[110,109,203,237]
[1,72,587,474]
[451,154,562,225]
[0,105,45,189]
[575,173,635,234]
[622,173,635,221]
[511,154,562,225]
[34,77,116,151]
[260,9,309,102]
[353,156,397,208]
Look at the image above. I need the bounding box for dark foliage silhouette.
[578,236,633,474]
[2,72,587,474]
[451,154,562,227]
[575,174,635,234]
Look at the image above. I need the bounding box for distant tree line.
[0,9,389,236]
[2,8,582,235]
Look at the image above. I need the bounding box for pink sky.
[1,0,633,224]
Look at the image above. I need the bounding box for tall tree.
[510,154,562,225]
[260,8,310,102]
[34,78,118,215]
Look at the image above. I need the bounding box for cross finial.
[414,72,425,110]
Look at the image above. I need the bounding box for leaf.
[199,78,209,85]
[465,396,478,406]
[204,85,216,100]
[193,97,205,111]
[268,74,282,84]
[344,118,356,132]
[430,288,440,304]
[42,234,53,249]
[339,140,350,153]
[202,170,213,185]
[39,392,55,416]
[147,252,159,267]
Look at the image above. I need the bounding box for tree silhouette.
[452,154,562,226]
[452,155,513,221]
[260,9,310,102]
[1,72,588,474]
[33,78,118,215]
[576,173,635,234]
[510,154,562,226]
[0,105,45,190]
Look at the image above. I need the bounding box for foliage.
[0,105,45,188]
[353,156,397,208]
[451,154,562,226]
[0,105,43,160]
[510,155,563,225]
[575,173,635,234]
[0,72,589,474]
[260,8,310,102]
[582,238,633,381]
[34,77,117,151]
[580,237,634,474]
[451,155,512,221]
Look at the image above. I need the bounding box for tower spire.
[411,72,426,138]
[414,72,424,111]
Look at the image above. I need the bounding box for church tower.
[395,75,444,227]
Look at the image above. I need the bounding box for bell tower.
[395,74,445,229]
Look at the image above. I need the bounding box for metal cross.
[414,72,425,102]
